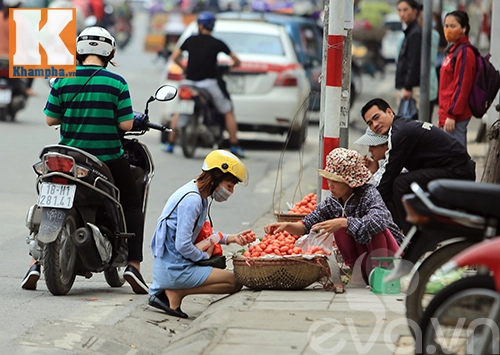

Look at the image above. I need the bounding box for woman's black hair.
[360,98,393,121]
[397,0,421,12]
[445,10,470,35]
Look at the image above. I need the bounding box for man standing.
[396,0,422,117]
[361,98,476,234]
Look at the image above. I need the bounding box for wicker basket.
[232,256,329,290]
[273,212,307,222]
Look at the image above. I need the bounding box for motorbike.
[175,65,230,158]
[0,56,27,122]
[24,85,177,295]
[384,178,499,338]
[415,237,500,355]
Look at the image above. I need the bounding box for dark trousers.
[106,158,144,262]
[389,160,476,234]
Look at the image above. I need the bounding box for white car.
[381,13,405,63]
[160,16,311,148]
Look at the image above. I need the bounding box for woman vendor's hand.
[228,229,255,245]
[311,218,347,237]
[263,222,286,234]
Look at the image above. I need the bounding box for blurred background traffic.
[1,0,495,147]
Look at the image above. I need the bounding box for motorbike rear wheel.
[104,266,126,287]
[417,275,497,355]
[0,107,7,121]
[42,209,79,295]
[405,240,477,338]
[181,113,200,158]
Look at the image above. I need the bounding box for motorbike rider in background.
[21,26,149,295]
[165,11,246,158]
[0,0,33,111]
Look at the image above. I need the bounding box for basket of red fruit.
[232,230,330,290]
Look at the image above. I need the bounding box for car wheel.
[287,113,308,150]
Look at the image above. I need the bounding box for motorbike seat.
[428,179,500,219]
[40,144,114,183]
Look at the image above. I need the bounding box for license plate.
[0,88,12,104]
[37,183,76,209]
[224,75,245,94]
[178,100,195,114]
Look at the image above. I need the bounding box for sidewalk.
[155,128,488,355]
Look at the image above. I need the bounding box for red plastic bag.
[194,221,223,256]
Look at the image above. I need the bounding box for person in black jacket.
[361,98,476,234]
[395,0,422,118]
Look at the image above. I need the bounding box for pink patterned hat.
[318,148,372,188]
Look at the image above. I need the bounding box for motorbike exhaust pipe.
[73,224,111,272]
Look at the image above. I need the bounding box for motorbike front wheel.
[104,266,126,287]
[405,240,477,338]
[181,113,200,158]
[42,209,79,295]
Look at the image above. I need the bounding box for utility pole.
[419,0,433,122]
[318,0,351,200]
[481,0,500,184]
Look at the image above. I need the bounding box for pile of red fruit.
[288,193,317,215]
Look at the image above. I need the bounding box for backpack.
[452,43,500,118]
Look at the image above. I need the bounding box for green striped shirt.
[44,65,134,161]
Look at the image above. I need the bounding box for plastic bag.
[397,97,418,120]
[194,221,223,256]
[295,230,334,255]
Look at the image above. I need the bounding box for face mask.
[213,185,232,202]
[444,27,463,43]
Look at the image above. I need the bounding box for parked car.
[160,13,312,148]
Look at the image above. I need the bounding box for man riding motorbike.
[21,26,149,295]
[0,0,32,118]
[165,11,245,158]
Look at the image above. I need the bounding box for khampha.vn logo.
[9,8,76,78]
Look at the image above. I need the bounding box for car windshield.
[215,32,285,56]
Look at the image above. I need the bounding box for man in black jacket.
[361,98,476,234]
[396,0,422,119]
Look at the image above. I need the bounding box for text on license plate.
[224,75,245,94]
[0,89,12,104]
[37,183,76,209]
[178,100,194,115]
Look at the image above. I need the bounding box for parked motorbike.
[384,179,499,338]
[24,85,177,295]
[0,56,27,122]
[417,238,500,355]
[175,65,230,158]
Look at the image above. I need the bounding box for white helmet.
[3,0,24,6]
[77,26,116,57]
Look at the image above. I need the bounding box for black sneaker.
[21,263,40,290]
[123,265,149,294]
[148,292,188,318]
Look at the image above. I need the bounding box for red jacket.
[438,36,476,127]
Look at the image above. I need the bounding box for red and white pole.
[320,0,346,199]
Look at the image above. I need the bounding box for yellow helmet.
[202,149,249,186]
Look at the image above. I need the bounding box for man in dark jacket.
[395,0,422,118]
[361,98,476,234]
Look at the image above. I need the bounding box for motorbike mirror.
[154,85,177,102]
[48,77,57,88]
